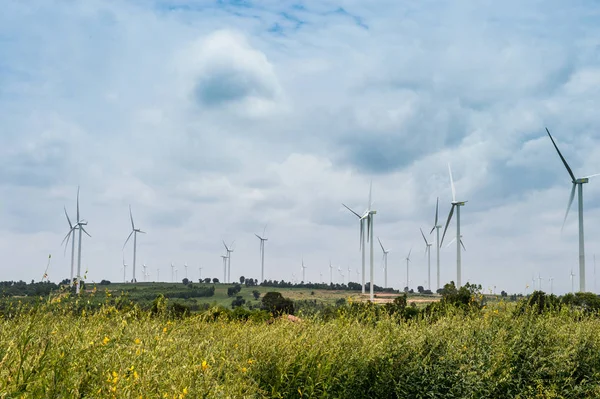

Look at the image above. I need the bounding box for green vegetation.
[2,283,600,397]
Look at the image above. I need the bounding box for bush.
[261,292,294,315]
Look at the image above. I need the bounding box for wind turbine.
[123,205,146,284]
[445,235,466,252]
[72,187,91,294]
[342,181,374,295]
[347,265,351,284]
[255,225,268,283]
[420,228,433,291]
[546,128,600,292]
[338,266,344,285]
[404,248,412,292]
[538,274,543,292]
[364,182,376,301]
[440,164,467,288]
[171,262,175,282]
[157,268,160,282]
[570,269,575,294]
[143,263,148,282]
[301,258,307,283]
[429,198,442,291]
[122,255,127,283]
[549,277,554,294]
[61,207,77,285]
[329,261,333,285]
[378,237,390,288]
[184,262,188,279]
[320,272,323,283]
[223,241,234,283]
[199,266,203,281]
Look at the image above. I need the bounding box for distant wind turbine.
[378,237,390,288]
[404,248,412,292]
[221,255,228,283]
[223,241,234,283]
[122,254,127,283]
[184,262,188,279]
[301,258,307,283]
[440,164,467,288]
[549,277,554,294]
[420,228,433,291]
[42,254,51,281]
[171,262,175,282]
[429,198,442,291]
[255,225,268,283]
[570,269,575,294]
[199,266,203,281]
[546,128,600,292]
[143,263,148,282]
[61,207,77,285]
[329,260,333,285]
[73,187,91,294]
[123,205,146,283]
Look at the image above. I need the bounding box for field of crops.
[2,290,600,398]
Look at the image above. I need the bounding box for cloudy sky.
[2,0,600,294]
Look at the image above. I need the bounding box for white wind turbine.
[440,164,468,288]
[342,181,375,295]
[184,262,188,279]
[329,261,333,285]
[570,269,575,294]
[301,258,307,283]
[378,237,390,288]
[199,266,203,281]
[157,268,160,282]
[404,248,412,292]
[429,198,442,291]
[320,272,323,283]
[549,277,554,294]
[347,265,351,284]
[70,187,91,294]
[171,262,175,282]
[123,205,146,283]
[143,263,148,282]
[338,266,344,285]
[420,228,433,291]
[122,255,127,283]
[255,225,268,283]
[546,128,600,292]
[223,241,235,283]
[61,207,78,285]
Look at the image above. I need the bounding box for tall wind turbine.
[184,262,188,279]
[255,225,268,283]
[404,248,412,292]
[347,265,351,284]
[440,164,467,288]
[338,266,344,285]
[570,269,575,294]
[70,187,91,294]
[546,128,600,292]
[157,268,160,282]
[61,207,77,285]
[171,262,175,282]
[122,255,127,283]
[549,277,554,295]
[199,266,203,281]
[223,241,234,283]
[123,205,146,283]
[329,260,333,285]
[420,228,433,291]
[301,258,307,282]
[378,237,390,288]
[142,263,148,282]
[430,198,442,291]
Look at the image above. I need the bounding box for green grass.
[2,297,600,398]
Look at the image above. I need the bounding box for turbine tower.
[142,263,148,282]
[570,269,575,294]
[301,258,307,282]
[429,198,442,291]
[420,228,433,291]
[404,248,412,292]
[549,277,554,294]
[123,205,146,283]
[184,262,188,279]
[255,225,268,283]
[329,260,333,285]
[122,255,127,283]
[221,255,228,283]
[171,262,175,282]
[62,187,91,294]
[61,207,78,285]
[440,164,468,288]
[378,237,390,288]
[223,241,234,283]
[199,266,203,281]
[546,127,599,292]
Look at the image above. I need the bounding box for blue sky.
[2,0,600,294]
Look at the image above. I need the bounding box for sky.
[2,0,600,295]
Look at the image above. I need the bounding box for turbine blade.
[546,127,576,182]
[420,228,428,245]
[359,218,364,251]
[138,230,146,234]
[223,240,229,251]
[562,183,577,231]
[440,204,455,246]
[80,226,91,237]
[76,186,80,222]
[129,205,135,230]
[460,239,466,251]
[430,197,439,234]
[255,233,262,240]
[378,237,385,252]
[584,173,600,179]
[263,223,268,238]
[123,231,134,249]
[446,236,457,248]
[407,247,412,259]
[342,203,361,218]
[448,163,456,202]
[64,207,73,229]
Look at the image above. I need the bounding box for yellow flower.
[163,327,168,333]
[183,387,188,395]
[201,360,209,371]
[102,336,110,345]
[112,371,118,378]
[135,338,141,345]
[247,359,254,365]
[241,367,247,373]
[133,371,139,380]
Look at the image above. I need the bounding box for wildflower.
[102,336,110,345]
[133,371,139,380]
[135,338,141,345]
[183,387,188,395]
[247,359,254,365]
[201,360,209,371]
[163,327,168,333]
[241,367,247,373]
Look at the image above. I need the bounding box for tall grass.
[1,298,600,398]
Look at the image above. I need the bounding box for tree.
[203,278,211,284]
[239,276,245,284]
[99,280,111,285]
[252,290,261,300]
[501,290,508,297]
[212,278,219,284]
[182,278,190,285]
[231,295,246,308]
[261,292,294,315]
[417,286,424,294]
